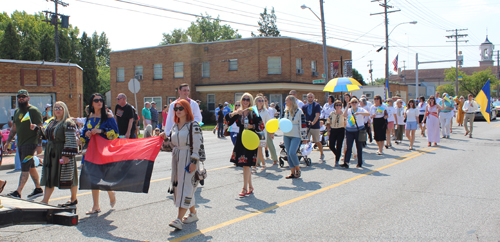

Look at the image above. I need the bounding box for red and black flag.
[80,135,163,193]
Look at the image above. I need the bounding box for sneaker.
[265,150,269,158]
[169,218,183,230]
[319,154,325,162]
[27,188,43,199]
[182,212,199,224]
[8,190,21,198]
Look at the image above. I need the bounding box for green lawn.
[201,124,216,131]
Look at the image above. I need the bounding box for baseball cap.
[45,104,52,108]
[18,89,29,96]
[224,102,229,105]
[151,101,156,104]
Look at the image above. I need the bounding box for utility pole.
[371,0,400,95]
[402,60,406,84]
[319,0,329,101]
[497,50,499,80]
[42,0,69,63]
[368,60,373,85]
[446,29,468,95]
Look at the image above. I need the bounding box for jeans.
[283,136,301,168]
[329,128,345,162]
[230,132,238,145]
[151,121,158,130]
[345,130,363,166]
[217,122,224,137]
[439,111,453,137]
[266,132,278,161]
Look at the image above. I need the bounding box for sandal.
[285,174,296,179]
[0,180,6,193]
[59,199,78,207]
[428,142,431,147]
[246,187,254,195]
[295,170,301,178]
[251,167,257,173]
[239,188,248,197]
[85,209,101,215]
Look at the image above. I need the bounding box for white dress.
[170,121,202,209]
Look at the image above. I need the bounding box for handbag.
[353,111,367,142]
[223,125,231,137]
[189,122,207,184]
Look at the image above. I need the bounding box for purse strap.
[351,109,360,131]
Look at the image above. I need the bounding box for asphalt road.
[1,120,500,241]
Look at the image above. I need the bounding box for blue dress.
[80,117,119,164]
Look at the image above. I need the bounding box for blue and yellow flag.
[376,105,386,113]
[476,79,491,123]
[22,155,33,163]
[251,105,260,117]
[443,94,451,103]
[43,117,54,129]
[385,79,390,100]
[21,112,31,122]
[347,115,356,126]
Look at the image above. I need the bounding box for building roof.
[481,36,493,45]
[110,36,352,54]
[389,66,497,83]
[0,59,83,70]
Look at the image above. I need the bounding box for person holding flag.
[341,98,369,168]
[462,94,479,138]
[438,93,455,139]
[3,89,44,199]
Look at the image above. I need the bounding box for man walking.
[302,93,324,162]
[150,101,159,129]
[115,93,136,138]
[462,94,478,138]
[439,93,454,139]
[164,83,203,134]
[2,90,44,199]
[142,102,151,129]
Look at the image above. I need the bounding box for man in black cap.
[2,89,44,199]
[150,101,159,129]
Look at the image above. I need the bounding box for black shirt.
[115,103,136,135]
[217,109,224,123]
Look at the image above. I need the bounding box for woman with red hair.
[161,99,203,230]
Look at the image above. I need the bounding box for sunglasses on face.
[173,106,184,111]
[93,99,104,103]
[17,95,27,99]
[54,107,63,111]
[351,102,358,104]
[257,99,264,102]
[335,104,342,107]
[242,98,250,102]
[374,98,380,100]
[117,97,123,100]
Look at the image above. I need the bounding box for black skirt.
[373,117,387,141]
[419,114,426,123]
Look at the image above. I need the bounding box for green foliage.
[352,68,366,85]
[39,32,55,61]
[79,32,99,105]
[0,22,20,59]
[160,28,189,45]
[436,83,455,97]
[97,55,110,94]
[444,67,498,96]
[251,7,280,37]
[372,78,386,85]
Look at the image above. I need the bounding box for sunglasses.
[242,98,250,102]
[54,107,63,111]
[117,97,123,100]
[351,102,358,104]
[17,95,27,99]
[173,106,184,111]
[93,99,104,103]
[334,104,342,107]
[257,100,264,102]
[374,98,380,100]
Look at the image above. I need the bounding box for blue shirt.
[301,102,322,129]
[223,106,231,116]
[439,99,454,113]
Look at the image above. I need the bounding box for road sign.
[313,79,325,84]
[128,79,140,94]
[321,74,326,78]
[458,76,463,81]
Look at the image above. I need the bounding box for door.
[269,94,282,117]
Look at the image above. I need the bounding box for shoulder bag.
[189,122,207,183]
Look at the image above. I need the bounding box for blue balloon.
[279,119,293,133]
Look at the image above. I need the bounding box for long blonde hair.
[254,95,267,110]
[285,95,299,118]
[53,101,74,134]
[239,93,254,110]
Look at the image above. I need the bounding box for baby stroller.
[278,142,312,167]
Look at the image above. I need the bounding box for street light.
[301,2,329,101]
[385,21,417,90]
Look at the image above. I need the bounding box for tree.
[79,32,99,104]
[0,22,20,59]
[39,32,55,61]
[159,28,189,45]
[436,83,455,97]
[251,7,280,37]
[352,68,366,85]
[372,78,386,85]
[186,13,241,43]
[19,34,40,60]
[444,67,498,96]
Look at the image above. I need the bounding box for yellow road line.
[170,147,438,242]
[493,123,500,128]
[48,165,234,202]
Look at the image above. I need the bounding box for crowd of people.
[0,85,485,231]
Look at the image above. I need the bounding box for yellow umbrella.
[323,77,362,92]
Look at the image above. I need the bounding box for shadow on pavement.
[276,179,322,192]
[235,195,278,214]
[77,210,142,242]
[195,187,211,208]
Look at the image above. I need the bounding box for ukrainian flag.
[385,79,390,100]
[251,105,260,117]
[377,105,386,113]
[21,112,31,122]
[43,117,54,129]
[443,94,451,104]
[476,79,491,123]
[348,115,356,126]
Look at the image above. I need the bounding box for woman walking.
[326,100,345,166]
[39,101,79,206]
[370,95,388,155]
[80,93,119,215]
[282,95,307,178]
[254,95,271,171]
[161,99,203,230]
[423,96,444,147]
[342,98,370,168]
[418,97,427,137]
[229,101,241,145]
[226,93,263,196]
[394,99,405,145]
[456,96,465,126]
[404,99,419,150]
[385,99,397,149]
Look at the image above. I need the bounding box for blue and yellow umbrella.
[323,77,362,92]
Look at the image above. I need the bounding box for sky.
[3,0,500,84]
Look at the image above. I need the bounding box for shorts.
[307,129,321,143]
[405,121,418,130]
[19,144,37,172]
[419,114,426,123]
[387,121,395,129]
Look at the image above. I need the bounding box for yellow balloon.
[242,130,259,150]
[265,119,279,133]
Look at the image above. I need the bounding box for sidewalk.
[0,152,83,171]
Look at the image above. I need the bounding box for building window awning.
[195,82,325,92]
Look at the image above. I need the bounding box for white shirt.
[267,107,276,118]
[165,98,203,135]
[462,100,478,113]
[296,99,304,109]
[418,102,427,115]
[370,104,387,118]
[395,107,405,125]
[345,107,366,129]
[436,97,443,105]
[405,108,419,122]
[386,106,396,122]
[320,103,335,119]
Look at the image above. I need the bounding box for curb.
[0,155,83,171]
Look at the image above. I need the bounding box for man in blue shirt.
[223,102,232,116]
[302,93,324,162]
[438,93,454,139]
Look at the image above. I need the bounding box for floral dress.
[225,112,263,167]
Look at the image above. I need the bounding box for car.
[493,101,500,117]
[474,101,497,121]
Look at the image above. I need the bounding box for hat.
[224,102,229,105]
[45,104,52,108]
[151,101,156,104]
[18,89,29,96]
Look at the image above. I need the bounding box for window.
[167,97,177,106]
[207,94,215,113]
[311,61,317,72]
[202,61,210,77]
[174,62,183,78]
[229,59,238,71]
[268,57,281,74]
[153,64,162,79]
[135,65,143,76]
[302,94,308,102]
[363,91,374,99]
[144,97,162,108]
[117,67,125,82]
[296,58,302,70]
[235,93,244,103]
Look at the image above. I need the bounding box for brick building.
[0,59,84,126]
[110,37,352,122]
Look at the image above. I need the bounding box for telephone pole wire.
[446,28,468,95]
[42,0,69,63]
